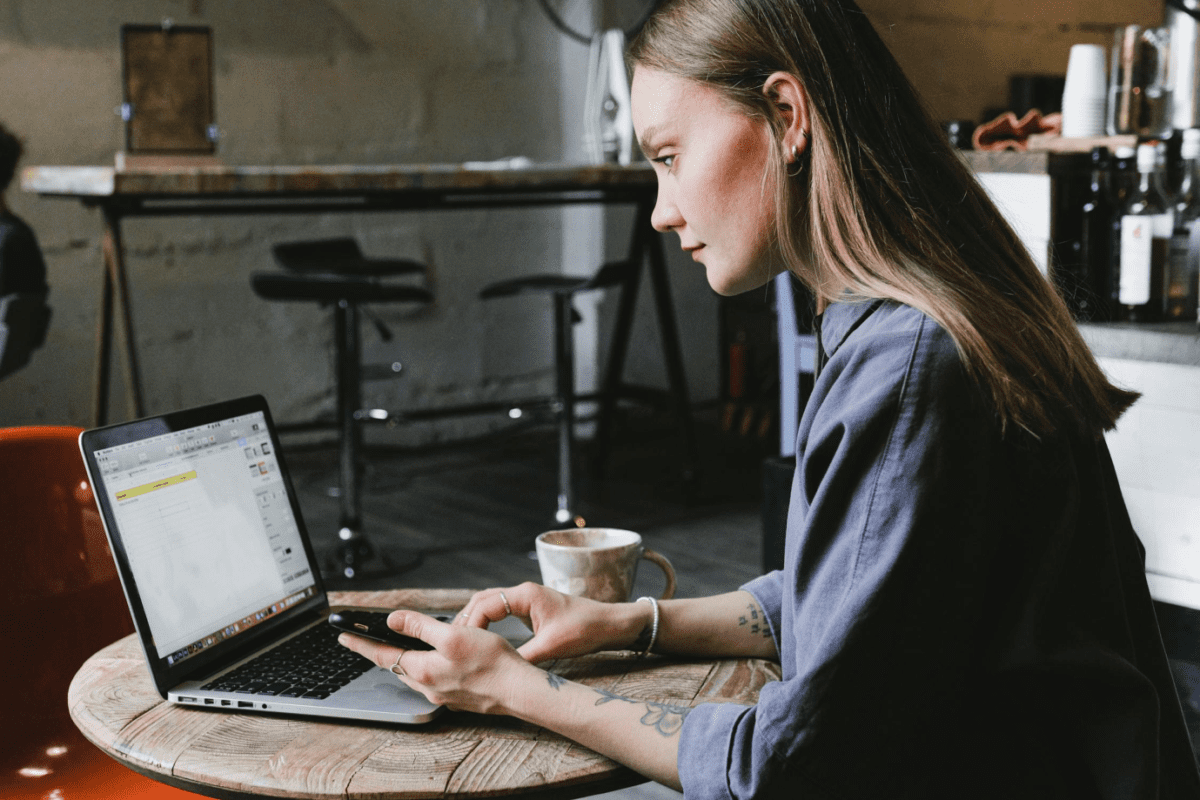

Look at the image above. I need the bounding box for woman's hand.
[337,610,539,715]
[338,588,776,792]
[340,600,685,790]
[455,582,649,663]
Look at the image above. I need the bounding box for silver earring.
[788,145,804,178]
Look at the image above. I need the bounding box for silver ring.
[499,591,512,617]
[389,649,407,677]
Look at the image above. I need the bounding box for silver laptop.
[79,394,527,725]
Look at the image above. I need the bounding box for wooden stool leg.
[94,209,144,429]
[593,205,697,488]
[593,240,643,476]
[92,259,114,428]
[644,222,699,484]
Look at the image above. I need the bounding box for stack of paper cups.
[1061,44,1108,137]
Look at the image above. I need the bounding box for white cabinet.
[976,171,1052,276]
[1101,356,1200,609]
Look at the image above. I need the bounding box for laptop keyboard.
[201,622,374,700]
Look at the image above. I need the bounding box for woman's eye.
[654,154,675,169]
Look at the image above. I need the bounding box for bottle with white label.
[1119,142,1172,321]
[1167,129,1200,321]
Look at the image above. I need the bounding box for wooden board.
[122,25,215,154]
[21,162,656,199]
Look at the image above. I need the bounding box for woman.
[340,1,1200,795]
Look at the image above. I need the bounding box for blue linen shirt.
[679,299,1200,798]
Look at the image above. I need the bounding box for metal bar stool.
[251,238,433,580]
[479,260,633,525]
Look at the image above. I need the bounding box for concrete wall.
[0,0,1170,436]
[0,0,719,440]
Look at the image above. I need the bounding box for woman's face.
[631,67,778,296]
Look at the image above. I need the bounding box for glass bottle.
[1119,142,1171,321]
[1108,145,1138,315]
[1078,146,1113,321]
[1166,129,1200,321]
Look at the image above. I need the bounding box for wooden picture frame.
[121,24,215,154]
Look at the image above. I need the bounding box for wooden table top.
[69,589,780,800]
[21,161,656,200]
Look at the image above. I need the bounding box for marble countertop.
[1080,321,1200,367]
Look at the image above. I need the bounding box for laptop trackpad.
[340,668,441,715]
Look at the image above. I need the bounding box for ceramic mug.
[535,527,676,603]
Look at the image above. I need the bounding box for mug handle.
[641,548,676,600]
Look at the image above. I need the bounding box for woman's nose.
[650,187,683,233]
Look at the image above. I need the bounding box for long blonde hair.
[629,0,1137,438]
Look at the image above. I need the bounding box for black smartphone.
[328,610,434,650]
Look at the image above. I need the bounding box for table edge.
[21,162,657,199]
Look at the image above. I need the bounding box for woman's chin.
[705,266,772,297]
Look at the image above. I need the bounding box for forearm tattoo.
[546,671,566,690]
[593,688,692,736]
[738,601,772,640]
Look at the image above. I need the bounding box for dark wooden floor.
[282,406,775,598]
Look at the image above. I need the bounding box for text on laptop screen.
[90,411,315,665]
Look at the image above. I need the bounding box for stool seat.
[480,260,632,300]
[251,272,433,305]
[272,237,425,278]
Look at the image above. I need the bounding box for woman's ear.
[762,72,811,162]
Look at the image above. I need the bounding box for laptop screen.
[82,397,325,685]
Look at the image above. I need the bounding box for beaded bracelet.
[635,596,659,658]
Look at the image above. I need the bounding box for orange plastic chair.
[0,426,204,799]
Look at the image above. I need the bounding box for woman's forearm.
[497,585,778,663]
[493,590,777,789]
[504,661,688,790]
[339,592,777,792]
[654,590,779,659]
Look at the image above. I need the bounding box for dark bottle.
[1166,129,1200,321]
[1118,142,1171,322]
[1078,146,1113,321]
[1108,145,1138,316]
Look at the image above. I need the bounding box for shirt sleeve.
[740,571,783,650]
[677,574,788,800]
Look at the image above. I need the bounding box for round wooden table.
[68,589,781,800]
